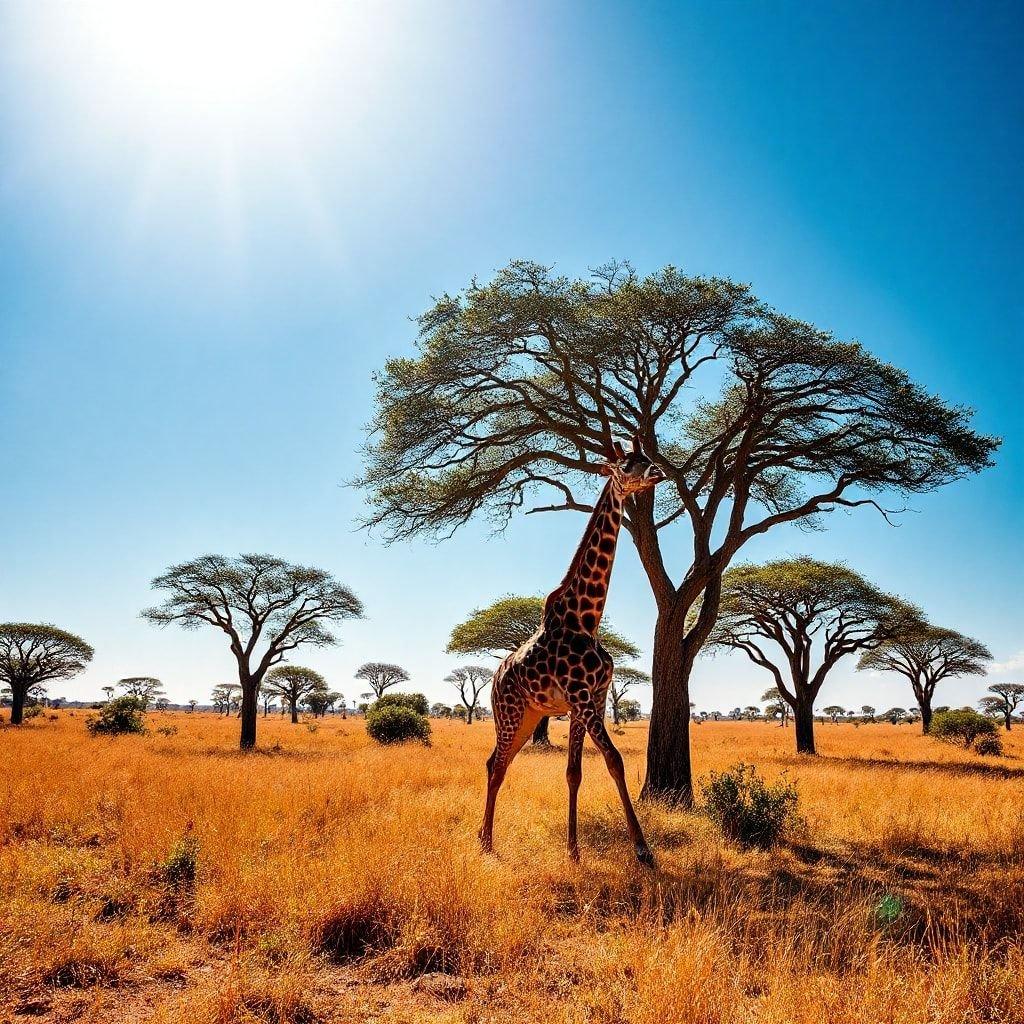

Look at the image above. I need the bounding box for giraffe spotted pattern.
[479,440,666,865]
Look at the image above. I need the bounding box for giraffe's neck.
[544,479,623,636]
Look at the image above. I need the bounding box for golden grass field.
[2,711,1024,1024]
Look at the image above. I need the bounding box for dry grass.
[2,711,1024,1023]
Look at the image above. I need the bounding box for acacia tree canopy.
[702,557,916,754]
[858,624,990,733]
[117,676,165,709]
[0,623,93,726]
[354,662,410,699]
[264,665,328,723]
[447,594,640,663]
[609,665,650,725]
[445,665,493,724]
[359,261,999,804]
[142,554,363,749]
[979,682,1024,731]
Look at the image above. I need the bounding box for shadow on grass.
[814,754,1024,780]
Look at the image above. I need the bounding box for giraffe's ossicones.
[479,437,666,865]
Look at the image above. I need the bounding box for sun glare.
[69,0,333,122]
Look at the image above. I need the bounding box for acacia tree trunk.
[918,699,933,734]
[532,717,551,746]
[641,605,695,807]
[9,682,25,725]
[239,674,259,750]
[466,705,474,725]
[290,700,299,725]
[794,695,816,754]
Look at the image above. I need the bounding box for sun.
[63,0,334,127]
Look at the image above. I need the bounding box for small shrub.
[24,704,44,720]
[374,692,430,716]
[931,709,997,749]
[702,762,799,849]
[366,705,431,745]
[155,725,178,737]
[974,733,1003,756]
[86,695,147,736]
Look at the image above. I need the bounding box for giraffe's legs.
[581,712,654,867]
[479,705,542,854]
[566,717,585,861]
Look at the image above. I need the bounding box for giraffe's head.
[599,437,666,495]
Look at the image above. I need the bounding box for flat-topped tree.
[0,623,93,726]
[979,683,1024,731]
[264,666,327,723]
[117,676,165,710]
[142,554,363,750]
[359,261,999,805]
[445,666,492,724]
[447,593,639,744]
[857,625,991,733]
[610,666,650,725]
[354,662,409,700]
[762,687,790,726]
[701,558,915,755]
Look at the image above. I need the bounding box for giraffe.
[479,437,666,866]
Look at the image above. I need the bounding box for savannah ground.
[2,713,1023,1024]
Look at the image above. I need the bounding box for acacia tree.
[117,676,165,710]
[861,705,876,722]
[188,699,198,713]
[447,593,639,744]
[822,705,845,724]
[0,623,93,726]
[211,683,240,716]
[358,261,998,804]
[445,666,492,724]
[354,662,409,700]
[857,624,990,733]
[980,683,1024,731]
[142,554,363,750]
[884,707,908,724]
[762,686,791,726]
[264,666,328,724]
[702,558,915,755]
[303,686,339,718]
[609,666,650,725]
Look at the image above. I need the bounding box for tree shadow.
[813,754,1024,780]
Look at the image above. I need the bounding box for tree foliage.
[979,683,1024,731]
[609,665,650,725]
[0,623,93,726]
[264,665,327,723]
[142,554,363,748]
[117,676,166,710]
[359,260,998,804]
[930,708,998,749]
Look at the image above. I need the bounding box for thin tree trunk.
[794,697,816,754]
[641,605,694,807]
[239,676,258,751]
[532,716,551,746]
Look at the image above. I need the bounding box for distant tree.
[609,666,650,725]
[431,703,454,718]
[743,705,761,721]
[142,554,363,750]
[445,666,492,724]
[211,683,240,716]
[302,686,338,718]
[448,594,640,745]
[452,704,468,721]
[102,685,116,702]
[187,699,198,713]
[155,697,171,712]
[860,705,876,722]
[354,662,410,700]
[618,698,642,722]
[261,691,276,717]
[701,559,915,754]
[822,705,845,724]
[883,707,907,724]
[264,666,327,724]
[858,624,990,733]
[117,677,165,710]
[762,687,790,726]
[979,683,1024,731]
[0,623,93,726]
[358,260,998,805]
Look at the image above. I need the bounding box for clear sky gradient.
[1,1,1021,714]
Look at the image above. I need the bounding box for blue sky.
[1,1,1021,714]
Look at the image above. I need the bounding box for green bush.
[973,733,1003,756]
[365,704,431,745]
[930,709,997,748]
[86,695,147,736]
[374,692,430,716]
[702,762,799,849]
